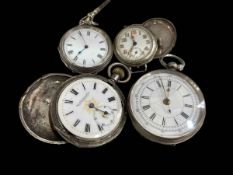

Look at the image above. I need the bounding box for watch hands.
[160,78,172,113]
[79,31,87,46]
[159,77,169,98]
[77,31,89,55]
[89,103,109,117]
[76,92,90,106]
[128,30,137,57]
[77,45,88,55]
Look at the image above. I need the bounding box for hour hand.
[76,92,90,106]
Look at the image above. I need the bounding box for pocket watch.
[50,63,131,148]
[143,18,177,58]
[58,0,113,74]
[114,24,157,67]
[19,73,71,144]
[128,54,206,145]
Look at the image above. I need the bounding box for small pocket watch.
[58,0,113,74]
[128,54,206,145]
[50,63,131,148]
[114,18,177,71]
[114,24,157,67]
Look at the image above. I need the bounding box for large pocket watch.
[128,54,206,145]
[58,0,113,74]
[114,18,177,70]
[50,63,131,148]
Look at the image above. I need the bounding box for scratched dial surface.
[129,69,206,140]
[57,77,123,139]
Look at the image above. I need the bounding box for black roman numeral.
[143,105,150,110]
[162,118,166,126]
[102,88,108,94]
[156,80,161,88]
[168,80,171,87]
[149,113,156,121]
[65,111,73,116]
[73,119,80,127]
[141,96,149,99]
[82,83,86,90]
[97,54,103,59]
[93,82,97,90]
[85,123,90,132]
[83,59,86,66]
[108,96,115,102]
[185,104,193,108]
[74,56,78,61]
[97,124,103,131]
[64,100,73,104]
[146,86,154,91]
[181,112,189,119]
[70,89,78,95]
[68,50,73,55]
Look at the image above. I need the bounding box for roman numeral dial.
[57,77,123,141]
[61,26,111,72]
[129,69,205,143]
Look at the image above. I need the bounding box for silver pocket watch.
[128,54,206,145]
[50,63,131,148]
[58,0,113,74]
[114,18,177,71]
[114,24,157,67]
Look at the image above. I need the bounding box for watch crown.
[112,67,125,79]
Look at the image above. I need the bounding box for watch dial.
[63,27,109,68]
[129,70,205,140]
[57,77,123,139]
[115,25,155,62]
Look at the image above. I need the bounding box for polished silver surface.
[19,73,72,144]
[143,18,177,58]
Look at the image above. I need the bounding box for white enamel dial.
[129,69,206,144]
[57,77,123,139]
[114,25,157,66]
[59,25,112,73]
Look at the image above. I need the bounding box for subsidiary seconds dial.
[129,69,206,144]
